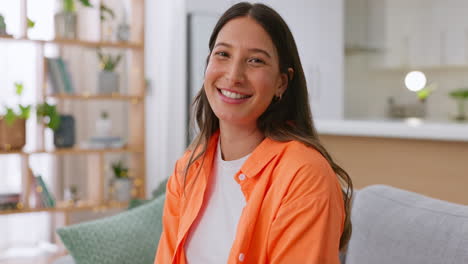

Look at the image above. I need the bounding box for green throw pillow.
[57,195,165,264]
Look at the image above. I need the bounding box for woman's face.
[204,16,288,129]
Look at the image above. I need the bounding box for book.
[46,58,65,94]
[57,57,75,94]
[28,169,45,209]
[0,193,20,210]
[35,175,56,208]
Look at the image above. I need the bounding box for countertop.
[315,118,468,142]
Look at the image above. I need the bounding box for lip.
[216,87,252,104]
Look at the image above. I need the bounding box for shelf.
[0,147,143,156]
[0,36,143,50]
[0,201,128,215]
[0,247,68,264]
[0,149,28,155]
[48,93,144,102]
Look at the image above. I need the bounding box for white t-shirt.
[184,139,249,264]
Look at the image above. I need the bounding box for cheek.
[204,60,222,83]
[251,71,278,95]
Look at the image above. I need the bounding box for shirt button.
[238,174,246,181]
[238,253,245,262]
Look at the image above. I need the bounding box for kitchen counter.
[315,118,468,142]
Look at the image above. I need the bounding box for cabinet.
[0,0,145,260]
[367,0,468,69]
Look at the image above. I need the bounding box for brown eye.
[215,51,229,57]
[248,57,265,64]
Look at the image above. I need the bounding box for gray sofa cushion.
[345,185,468,264]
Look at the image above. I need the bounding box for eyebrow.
[214,42,272,58]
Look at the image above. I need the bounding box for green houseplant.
[54,0,93,40]
[449,88,468,121]
[0,14,7,35]
[111,160,132,202]
[97,50,122,94]
[37,102,76,148]
[36,102,61,131]
[0,83,31,151]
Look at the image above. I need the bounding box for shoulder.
[272,140,341,199]
[277,140,330,171]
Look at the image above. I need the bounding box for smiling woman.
[155,2,353,264]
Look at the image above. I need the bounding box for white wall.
[145,0,187,194]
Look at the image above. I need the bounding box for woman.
[155,2,353,263]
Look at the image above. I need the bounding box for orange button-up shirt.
[155,132,345,264]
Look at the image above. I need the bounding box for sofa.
[53,184,468,264]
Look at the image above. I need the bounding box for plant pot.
[95,117,112,138]
[54,11,77,39]
[98,71,119,94]
[54,115,75,148]
[0,118,26,151]
[454,99,467,121]
[113,178,132,202]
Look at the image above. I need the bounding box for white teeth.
[220,89,250,99]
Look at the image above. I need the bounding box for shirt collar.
[198,130,284,179]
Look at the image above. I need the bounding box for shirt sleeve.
[154,160,183,264]
[266,164,345,264]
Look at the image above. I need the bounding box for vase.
[454,99,467,121]
[113,178,132,202]
[54,11,77,39]
[95,116,112,137]
[98,71,119,94]
[0,118,26,151]
[54,115,75,148]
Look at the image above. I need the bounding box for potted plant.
[97,49,122,94]
[0,14,7,36]
[54,0,93,40]
[95,111,112,137]
[111,160,132,202]
[100,3,115,41]
[449,88,468,121]
[0,83,31,151]
[36,102,76,148]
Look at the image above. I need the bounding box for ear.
[277,68,294,96]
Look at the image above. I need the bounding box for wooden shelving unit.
[48,93,144,102]
[0,1,146,262]
[0,147,143,156]
[0,201,129,215]
[0,35,143,49]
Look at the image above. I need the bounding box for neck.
[219,122,264,161]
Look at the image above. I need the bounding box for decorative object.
[0,82,31,151]
[97,50,122,94]
[117,22,130,42]
[53,114,76,148]
[111,160,132,202]
[64,184,79,203]
[0,14,7,35]
[95,111,112,137]
[100,3,116,41]
[54,0,93,39]
[449,88,468,121]
[36,102,61,131]
[386,97,426,119]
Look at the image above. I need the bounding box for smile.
[218,88,252,99]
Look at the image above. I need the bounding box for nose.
[225,58,245,86]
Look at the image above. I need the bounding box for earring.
[276,93,282,101]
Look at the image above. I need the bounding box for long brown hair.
[186,2,353,250]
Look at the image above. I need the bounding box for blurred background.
[0,0,467,263]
